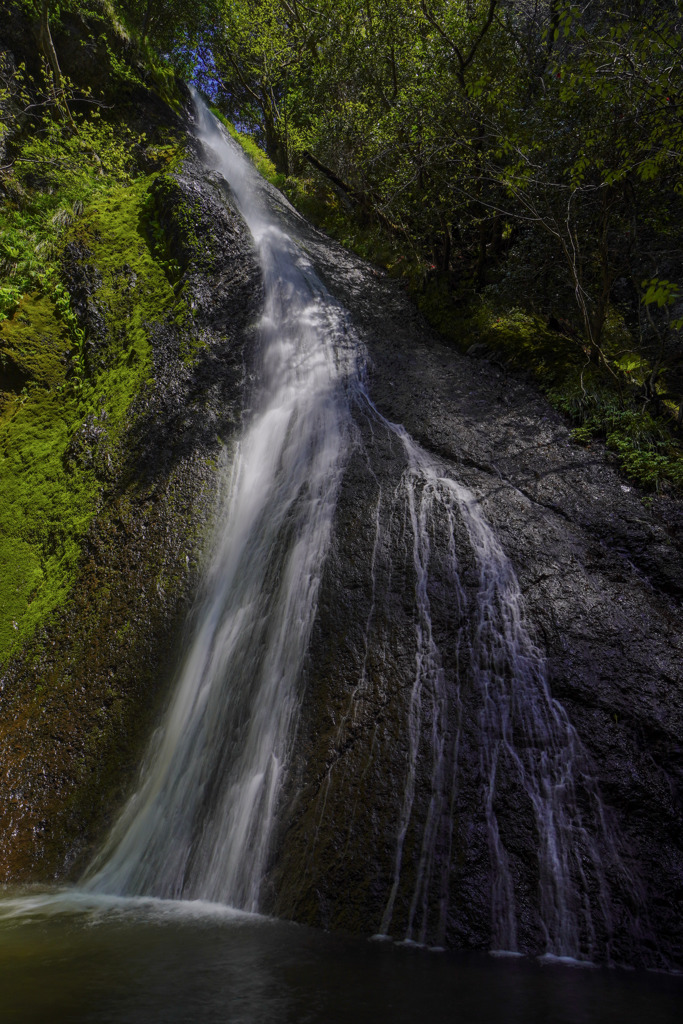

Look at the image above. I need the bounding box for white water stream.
[84,97,621,959]
[86,97,356,907]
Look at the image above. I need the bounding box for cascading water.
[85,96,357,907]
[318,392,627,958]
[85,95,629,960]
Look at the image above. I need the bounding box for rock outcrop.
[261,178,683,971]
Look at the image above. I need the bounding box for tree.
[201,0,316,174]
[489,2,682,375]
[114,0,219,51]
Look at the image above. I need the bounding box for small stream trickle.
[337,389,628,958]
[84,95,629,961]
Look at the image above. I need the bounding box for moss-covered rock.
[0,291,98,660]
[0,165,194,666]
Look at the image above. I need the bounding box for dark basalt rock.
[252,178,683,972]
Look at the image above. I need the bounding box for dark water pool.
[0,892,679,1023]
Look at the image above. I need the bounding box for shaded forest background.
[2,0,683,492]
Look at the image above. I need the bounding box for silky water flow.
[85,95,632,960]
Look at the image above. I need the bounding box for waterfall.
[85,95,627,960]
[85,96,357,908]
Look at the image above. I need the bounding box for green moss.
[0,293,98,659]
[77,175,178,432]
[0,291,72,386]
[141,175,190,285]
[0,162,191,664]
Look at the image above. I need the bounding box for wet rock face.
[261,193,683,970]
[0,122,263,882]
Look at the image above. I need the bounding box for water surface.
[0,893,678,1023]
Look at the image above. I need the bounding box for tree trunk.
[438,219,452,273]
[489,213,503,257]
[262,108,289,175]
[302,150,362,203]
[474,217,488,289]
[37,0,73,126]
[302,150,404,236]
[141,0,157,45]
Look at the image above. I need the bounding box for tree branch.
[302,149,406,235]
[420,0,498,90]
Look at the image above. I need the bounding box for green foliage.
[642,279,680,310]
[112,0,217,51]
[570,425,594,446]
[606,433,683,490]
[547,375,683,492]
[0,102,141,309]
